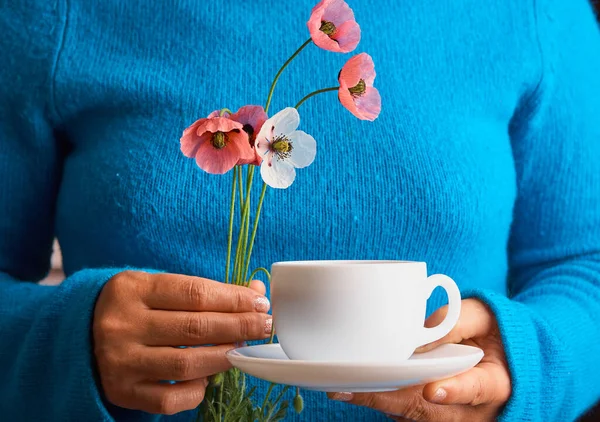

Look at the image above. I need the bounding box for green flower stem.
[260,383,276,419]
[233,191,250,285]
[234,219,248,285]
[247,267,271,286]
[244,166,256,206]
[233,166,256,285]
[219,108,233,116]
[240,372,246,404]
[237,168,254,284]
[218,380,225,422]
[295,86,339,109]
[265,38,313,114]
[237,166,244,222]
[225,167,238,284]
[234,167,253,282]
[268,324,276,344]
[232,218,243,285]
[242,182,268,284]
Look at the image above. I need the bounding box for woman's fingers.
[416,299,494,352]
[142,273,270,313]
[122,378,209,415]
[95,271,271,412]
[325,298,510,421]
[423,362,511,406]
[134,344,235,381]
[328,387,463,422]
[144,310,272,346]
[248,279,267,295]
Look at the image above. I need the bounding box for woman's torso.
[47,0,538,419]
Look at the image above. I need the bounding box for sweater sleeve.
[465,0,600,420]
[0,5,156,422]
[0,109,149,418]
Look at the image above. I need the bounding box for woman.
[1,0,599,421]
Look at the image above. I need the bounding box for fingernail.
[254,296,270,313]
[430,388,447,404]
[264,317,273,334]
[330,392,353,402]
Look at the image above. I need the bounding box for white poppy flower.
[255,107,317,189]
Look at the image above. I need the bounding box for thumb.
[416,298,494,353]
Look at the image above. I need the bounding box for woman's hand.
[328,299,511,422]
[93,271,271,415]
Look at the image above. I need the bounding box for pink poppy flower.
[230,105,268,165]
[307,0,361,53]
[338,53,381,121]
[180,116,254,174]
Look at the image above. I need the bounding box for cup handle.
[418,274,462,347]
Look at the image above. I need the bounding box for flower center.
[320,20,336,36]
[211,131,228,149]
[348,79,366,97]
[271,135,293,160]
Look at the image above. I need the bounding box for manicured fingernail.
[430,388,447,404]
[330,392,353,401]
[264,317,273,334]
[254,296,270,313]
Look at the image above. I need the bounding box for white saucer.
[226,343,483,393]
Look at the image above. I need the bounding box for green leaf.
[270,400,289,422]
[199,369,293,422]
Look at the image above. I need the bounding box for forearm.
[466,258,600,421]
[0,268,134,420]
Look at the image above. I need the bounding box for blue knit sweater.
[1,0,599,421]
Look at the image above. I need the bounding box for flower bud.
[209,372,224,387]
[293,392,304,414]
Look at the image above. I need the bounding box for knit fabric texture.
[1,0,600,421]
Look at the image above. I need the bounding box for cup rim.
[272,260,426,268]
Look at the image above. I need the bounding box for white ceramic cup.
[271,260,461,362]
